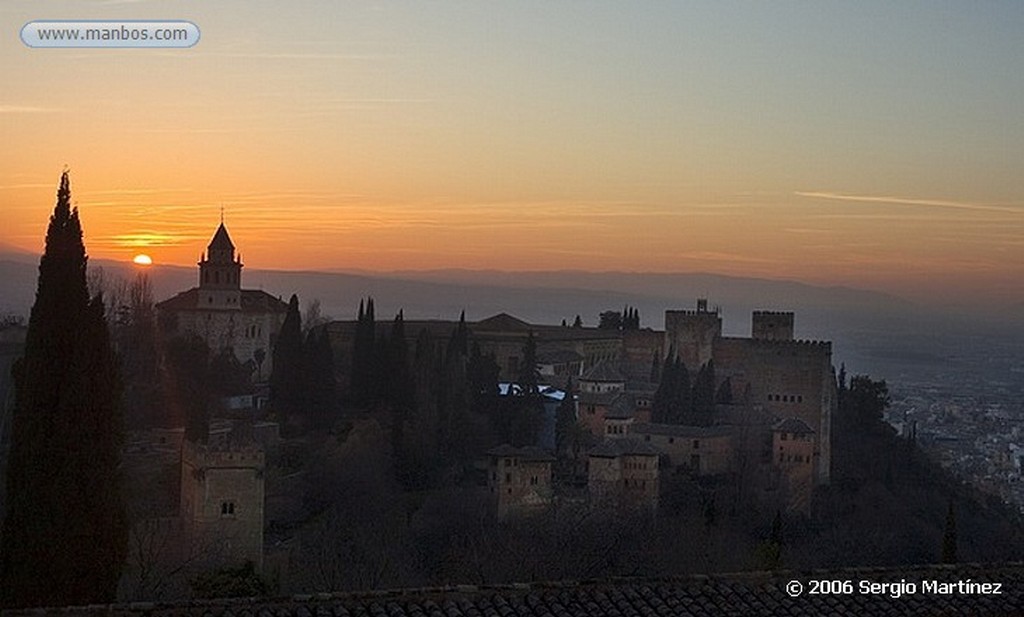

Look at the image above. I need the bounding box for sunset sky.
[2,2,1022,306]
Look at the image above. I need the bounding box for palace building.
[156,223,288,381]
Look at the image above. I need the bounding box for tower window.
[220,501,236,516]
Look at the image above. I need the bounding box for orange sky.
[2,2,1023,306]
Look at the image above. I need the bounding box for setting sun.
[132,254,153,266]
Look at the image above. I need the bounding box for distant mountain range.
[1,252,1019,379]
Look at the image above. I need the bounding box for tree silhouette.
[0,172,128,608]
[270,294,304,421]
[942,499,958,564]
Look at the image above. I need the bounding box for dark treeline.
[271,294,337,432]
[277,370,1024,595]
[597,305,641,330]
[270,298,548,491]
[651,353,727,426]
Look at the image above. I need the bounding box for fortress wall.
[714,337,834,483]
[751,311,795,341]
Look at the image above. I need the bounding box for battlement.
[748,338,831,349]
[751,310,795,341]
[182,439,264,469]
[666,298,720,318]
[666,309,721,317]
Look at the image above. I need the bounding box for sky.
[1,1,1022,307]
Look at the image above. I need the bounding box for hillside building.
[588,438,661,510]
[486,444,555,519]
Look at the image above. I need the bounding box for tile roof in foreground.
[4,563,1022,616]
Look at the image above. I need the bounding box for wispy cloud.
[0,183,51,190]
[0,105,60,114]
[795,191,1021,214]
[81,188,192,196]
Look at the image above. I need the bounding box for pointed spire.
[208,222,235,251]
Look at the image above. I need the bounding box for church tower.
[198,223,243,310]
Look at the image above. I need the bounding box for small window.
[220,501,235,516]
[798,395,803,403]
[505,473,511,483]
[693,440,699,450]
[668,437,675,444]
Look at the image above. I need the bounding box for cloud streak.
[0,105,60,114]
[795,191,1022,214]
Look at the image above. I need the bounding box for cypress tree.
[942,499,958,564]
[270,294,304,419]
[167,333,211,443]
[386,310,414,413]
[555,377,576,456]
[350,297,376,407]
[304,327,337,429]
[715,376,734,405]
[0,172,128,608]
[691,360,716,425]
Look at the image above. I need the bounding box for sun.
[132,254,153,266]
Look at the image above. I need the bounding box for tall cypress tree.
[270,294,304,420]
[0,172,127,608]
[942,499,958,564]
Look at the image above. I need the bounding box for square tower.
[180,439,265,570]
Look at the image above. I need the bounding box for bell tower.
[198,222,243,310]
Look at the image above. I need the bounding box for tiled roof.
[590,437,662,458]
[486,444,556,462]
[537,349,584,364]
[581,360,626,383]
[604,393,636,420]
[578,390,620,407]
[473,312,533,332]
[156,289,288,314]
[773,417,815,435]
[632,423,735,439]
[13,563,1022,616]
